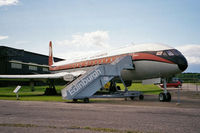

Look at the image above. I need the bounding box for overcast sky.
[0,0,200,72]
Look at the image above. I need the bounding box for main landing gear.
[159,78,171,102]
[44,80,57,95]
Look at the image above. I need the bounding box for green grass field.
[0,83,162,102]
[0,85,65,102]
[117,83,163,94]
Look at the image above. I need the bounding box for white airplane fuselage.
[49,43,188,81]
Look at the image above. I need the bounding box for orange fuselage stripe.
[49,53,174,71]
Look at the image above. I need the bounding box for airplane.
[0,41,188,102]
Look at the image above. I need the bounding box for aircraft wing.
[0,71,86,82]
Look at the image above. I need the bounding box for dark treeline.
[176,73,200,83]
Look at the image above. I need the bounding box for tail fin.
[49,41,54,66]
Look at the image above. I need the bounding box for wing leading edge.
[0,71,86,81]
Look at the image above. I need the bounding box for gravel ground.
[0,89,200,133]
[182,83,200,92]
[0,84,200,133]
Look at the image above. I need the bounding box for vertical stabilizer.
[49,41,54,66]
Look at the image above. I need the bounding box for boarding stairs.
[61,56,136,101]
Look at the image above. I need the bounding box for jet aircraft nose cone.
[178,56,188,71]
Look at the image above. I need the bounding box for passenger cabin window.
[106,58,108,62]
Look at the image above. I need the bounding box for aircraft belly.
[121,61,181,80]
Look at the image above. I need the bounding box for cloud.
[55,31,110,49]
[0,35,8,40]
[54,31,111,60]
[0,0,18,6]
[176,44,200,65]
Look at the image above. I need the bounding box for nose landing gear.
[159,78,171,102]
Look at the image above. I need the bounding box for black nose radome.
[178,56,188,71]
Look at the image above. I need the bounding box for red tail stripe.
[49,41,53,66]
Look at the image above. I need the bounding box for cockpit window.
[157,49,182,56]
[171,49,182,56]
[162,51,168,56]
[166,50,174,56]
[156,51,163,55]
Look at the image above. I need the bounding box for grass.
[117,83,162,95]
[0,83,162,102]
[0,85,66,102]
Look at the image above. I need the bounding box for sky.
[0,0,200,72]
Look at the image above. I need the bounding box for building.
[0,46,63,75]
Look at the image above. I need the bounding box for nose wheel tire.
[166,92,171,102]
[159,92,171,102]
[159,93,166,102]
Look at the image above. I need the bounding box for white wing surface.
[0,71,86,81]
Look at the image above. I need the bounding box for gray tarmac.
[0,85,200,133]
